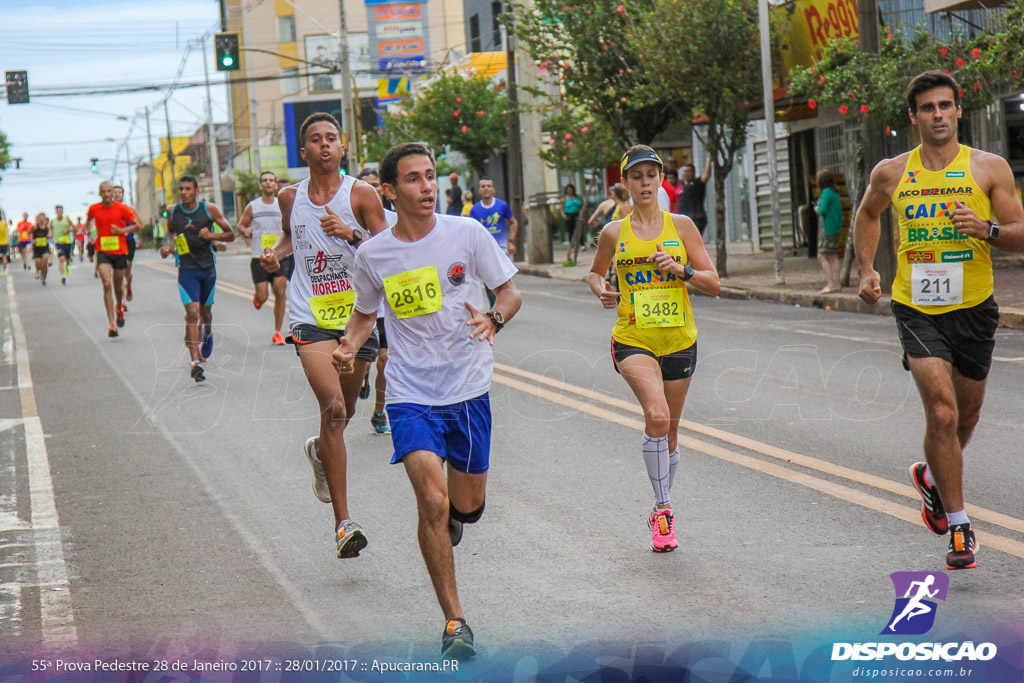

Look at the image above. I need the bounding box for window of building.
[280,66,300,95]
[278,15,297,43]
[469,14,481,53]
[491,2,504,50]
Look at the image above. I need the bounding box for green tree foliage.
[788,27,1000,132]
[365,71,510,177]
[513,0,687,147]
[0,130,11,182]
[234,170,261,203]
[540,108,619,174]
[632,0,761,276]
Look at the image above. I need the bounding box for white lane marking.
[0,418,24,434]
[6,275,78,648]
[51,280,332,642]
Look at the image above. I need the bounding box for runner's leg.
[404,450,464,620]
[373,347,388,416]
[271,277,287,333]
[952,369,986,451]
[254,281,269,309]
[98,263,116,326]
[906,356,964,512]
[183,302,202,362]
[297,343,368,526]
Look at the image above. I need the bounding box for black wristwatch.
[987,220,999,242]
[485,310,505,333]
[348,230,363,246]
[681,263,695,281]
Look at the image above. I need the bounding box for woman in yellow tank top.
[588,146,719,553]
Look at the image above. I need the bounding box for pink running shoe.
[648,508,678,553]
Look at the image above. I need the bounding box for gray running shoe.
[448,516,464,547]
[336,520,368,558]
[304,436,331,503]
[440,619,476,660]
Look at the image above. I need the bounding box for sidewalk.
[516,243,1024,330]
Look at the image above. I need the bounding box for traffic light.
[215,33,240,71]
[90,158,99,172]
[161,205,168,218]
[5,71,29,104]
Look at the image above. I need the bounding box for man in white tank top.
[260,113,388,560]
[237,171,290,345]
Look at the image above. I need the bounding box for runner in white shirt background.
[333,142,522,660]
[238,170,292,346]
[259,113,389,559]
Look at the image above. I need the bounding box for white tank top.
[287,176,366,330]
[248,196,282,257]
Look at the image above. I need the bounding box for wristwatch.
[485,310,505,333]
[348,230,363,246]
[681,263,695,281]
[987,220,999,241]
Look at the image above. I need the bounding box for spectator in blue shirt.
[469,176,518,305]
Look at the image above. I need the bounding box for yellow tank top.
[0,220,8,245]
[612,212,697,355]
[891,145,991,314]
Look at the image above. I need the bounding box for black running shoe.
[359,373,370,400]
[946,524,978,569]
[909,462,947,535]
[116,304,125,328]
[440,619,475,660]
[448,515,464,547]
[190,362,206,383]
[108,325,118,338]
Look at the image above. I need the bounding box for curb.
[515,264,1024,331]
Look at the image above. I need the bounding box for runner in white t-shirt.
[334,143,522,660]
[238,171,291,345]
[259,113,389,559]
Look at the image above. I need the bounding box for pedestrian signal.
[5,71,29,104]
[90,158,99,172]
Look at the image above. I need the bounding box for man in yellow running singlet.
[855,70,1024,571]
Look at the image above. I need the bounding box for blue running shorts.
[387,393,491,474]
[178,266,216,306]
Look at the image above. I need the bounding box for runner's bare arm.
[700,157,712,184]
[854,157,902,304]
[958,152,1024,252]
[466,277,523,345]
[201,204,236,242]
[588,220,623,308]
[351,181,388,237]
[335,311,377,373]
[670,214,719,296]
[262,187,296,272]
[235,202,254,238]
[507,214,519,255]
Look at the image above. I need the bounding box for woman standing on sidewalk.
[588,145,719,553]
[815,169,843,294]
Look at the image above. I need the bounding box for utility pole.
[144,106,157,226]
[126,141,135,206]
[250,100,262,174]
[759,0,785,284]
[505,5,525,259]
[202,38,225,207]
[164,100,177,201]
[858,0,896,289]
[336,0,360,174]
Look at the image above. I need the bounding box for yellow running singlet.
[612,212,697,356]
[891,145,992,314]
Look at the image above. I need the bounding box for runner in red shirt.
[17,213,33,271]
[85,181,139,337]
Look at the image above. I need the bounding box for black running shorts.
[126,239,137,261]
[32,245,49,259]
[376,317,388,350]
[287,323,379,362]
[97,252,128,270]
[611,339,697,381]
[250,255,294,284]
[891,296,999,382]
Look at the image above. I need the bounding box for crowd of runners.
[3,69,1023,660]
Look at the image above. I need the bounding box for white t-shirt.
[353,214,518,406]
[247,196,282,257]
[377,209,398,319]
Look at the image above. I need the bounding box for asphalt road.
[2,249,1022,672]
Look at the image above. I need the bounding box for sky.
[0,0,226,221]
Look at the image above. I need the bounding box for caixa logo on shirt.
[830,572,997,662]
[448,262,466,285]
